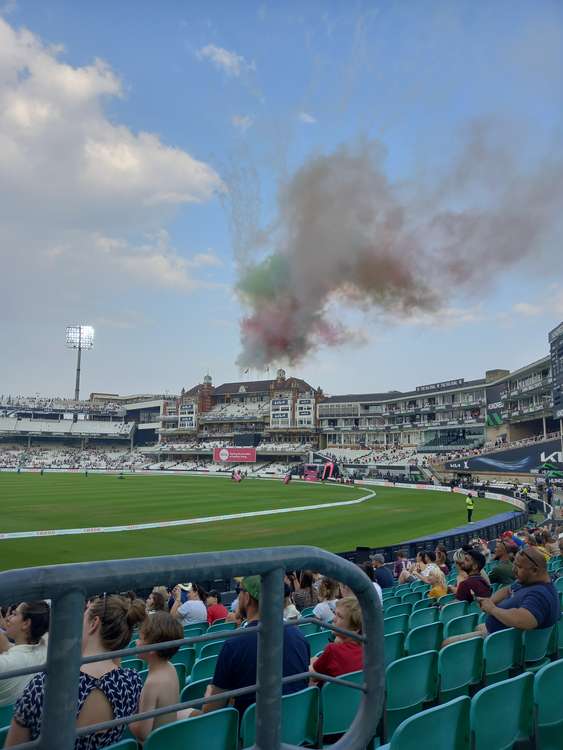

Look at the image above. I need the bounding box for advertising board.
[213,447,257,463]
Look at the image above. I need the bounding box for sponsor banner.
[445,438,563,474]
[213,446,257,463]
[485,380,506,426]
[550,321,563,418]
[416,379,464,393]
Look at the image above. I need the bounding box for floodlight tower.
[65,324,95,401]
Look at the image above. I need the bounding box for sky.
[1,0,563,398]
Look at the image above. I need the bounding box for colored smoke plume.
[235,133,563,368]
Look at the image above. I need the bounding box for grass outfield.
[0,473,511,570]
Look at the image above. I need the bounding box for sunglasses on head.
[519,550,539,569]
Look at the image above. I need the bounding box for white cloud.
[197,44,255,77]
[298,111,317,124]
[0,18,225,306]
[231,114,253,132]
[512,302,543,317]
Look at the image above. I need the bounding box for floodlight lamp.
[65,324,95,350]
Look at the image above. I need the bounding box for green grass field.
[0,473,511,571]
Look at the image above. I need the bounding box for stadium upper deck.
[1,323,561,456]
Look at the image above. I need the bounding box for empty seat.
[240,686,320,748]
[443,614,478,640]
[384,632,405,668]
[439,601,467,625]
[408,607,438,630]
[470,672,534,750]
[404,622,443,656]
[144,707,239,750]
[534,658,563,750]
[379,696,470,750]
[483,627,522,685]
[438,637,483,702]
[384,615,410,636]
[385,650,438,741]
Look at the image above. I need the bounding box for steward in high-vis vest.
[466,493,475,523]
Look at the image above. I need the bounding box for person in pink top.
[310,597,363,681]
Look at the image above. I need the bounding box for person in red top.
[450,549,491,602]
[206,590,229,625]
[310,597,363,681]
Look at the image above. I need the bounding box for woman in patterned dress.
[6,594,146,749]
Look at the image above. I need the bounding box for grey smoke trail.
[235,128,563,368]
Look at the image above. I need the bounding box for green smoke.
[237,253,292,302]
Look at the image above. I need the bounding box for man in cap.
[202,575,310,716]
[369,554,394,589]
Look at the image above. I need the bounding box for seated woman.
[310,597,363,681]
[6,594,146,749]
[312,578,340,624]
[427,568,448,600]
[0,602,49,707]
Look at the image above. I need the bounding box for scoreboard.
[549,321,563,419]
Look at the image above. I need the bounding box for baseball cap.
[241,575,261,601]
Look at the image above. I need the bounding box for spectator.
[130,612,183,742]
[434,544,450,575]
[369,555,394,589]
[292,571,319,611]
[312,578,339,625]
[146,591,167,615]
[310,597,363,680]
[7,594,145,749]
[206,590,228,625]
[171,583,207,625]
[443,548,560,646]
[450,549,492,602]
[488,541,516,586]
[411,551,441,583]
[0,602,49,707]
[393,550,409,579]
[427,569,448,599]
[359,563,383,605]
[201,576,310,716]
[283,584,300,622]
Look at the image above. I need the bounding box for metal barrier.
[0,545,384,750]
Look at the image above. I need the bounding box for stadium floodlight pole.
[65,325,95,401]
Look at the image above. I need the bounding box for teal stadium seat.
[305,629,332,656]
[320,670,364,743]
[379,696,470,750]
[383,614,410,636]
[408,607,438,630]
[385,603,412,619]
[240,686,320,748]
[522,626,555,673]
[439,601,467,625]
[181,677,212,706]
[0,706,13,731]
[438,637,483,702]
[207,622,237,634]
[470,672,534,750]
[483,627,522,684]
[195,639,225,659]
[384,632,405,668]
[172,647,196,675]
[404,622,442,656]
[189,654,218,683]
[144,708,239,750]
[384,650,438,741]
[534,658,563,750]
[106,740,139,750]
[443,613,478,639]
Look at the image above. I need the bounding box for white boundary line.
[0,486,377,540]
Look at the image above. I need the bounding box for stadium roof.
[323,378,487,404]
[213,377,314,395]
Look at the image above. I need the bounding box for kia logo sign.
[219,448,229,462]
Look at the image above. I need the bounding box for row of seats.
[380,659,563,750]
[100,657,563,750]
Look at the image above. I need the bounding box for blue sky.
[1,1,562,397]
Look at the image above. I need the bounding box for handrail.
[0,545,384,750]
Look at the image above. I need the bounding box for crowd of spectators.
[1,525,561,747]
[436,429,562,464]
